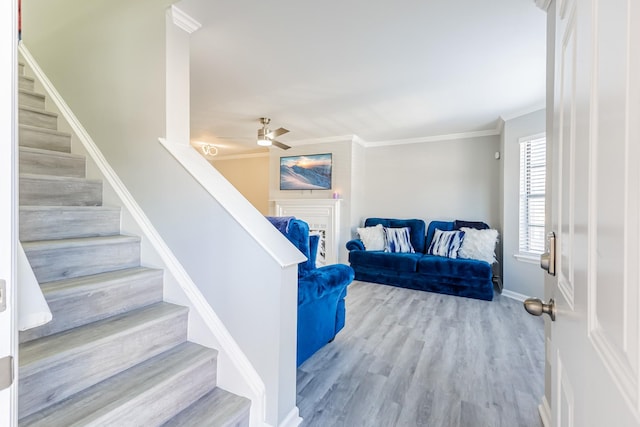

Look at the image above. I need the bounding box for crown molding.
[499,103,546,122]
[291,134,360,147]
[362,128,501,148]
[535,0,552,11]
[169,5,201,34]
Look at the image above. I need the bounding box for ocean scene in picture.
[280,153,332,190]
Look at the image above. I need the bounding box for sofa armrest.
[346,239,365,251]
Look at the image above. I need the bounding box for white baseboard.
[276,407,302,427]
[539,395,551,427]
[501,288,531,302]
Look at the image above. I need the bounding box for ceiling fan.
[257,117,291,150]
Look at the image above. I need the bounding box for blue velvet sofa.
[269,217,355,366]
[346,218,495,301]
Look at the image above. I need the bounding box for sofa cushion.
[365,218,427,253]
[417,255,492,280]
[349,250,422,273]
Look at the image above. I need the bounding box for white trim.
[363,128,501,148]
[169,5,201,34]
[538,395,552,427]
[285,126,502,150]
[501,288,531,302]
[17,243,52,331]
[518,131,547,144]
[19,44,268,426]
[213,151,270,161]
[277,407,302,427]
[1,4,18,424]
[514,253,541,265]
[500,104,546,122]
[535,0,553,12]
[288,134,359,147]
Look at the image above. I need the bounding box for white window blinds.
[519,135,546,255]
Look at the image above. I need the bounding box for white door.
[0,0,18,426]
[542,0,640,426]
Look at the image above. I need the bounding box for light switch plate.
[0,279,5,312]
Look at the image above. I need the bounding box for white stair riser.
[20,176,102,206]
[19,148,86,178]
[19,125,71,153]
[19,107,58,130]
[23,237,140,283]
[20,269,164,343]
[20,206,121,242]
[19,91,46,109]
[19,75,35,91]
[19,304,189,419]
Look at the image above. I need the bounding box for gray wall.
[501,109,546,297]
[361,136,502,230]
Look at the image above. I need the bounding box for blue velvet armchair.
[268,217,355,366]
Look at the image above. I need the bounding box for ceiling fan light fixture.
[257,138,272,146]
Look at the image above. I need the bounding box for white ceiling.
[176,0,547,156]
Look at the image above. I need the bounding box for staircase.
[17,63,251,426]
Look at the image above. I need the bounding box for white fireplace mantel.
[272,199,341,266]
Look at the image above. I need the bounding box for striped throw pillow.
[427,229,465,258]
[384,227,415,253]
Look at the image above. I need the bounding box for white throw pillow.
[458,227,499,263]
[427,229,465,258]
[357,224,386,251]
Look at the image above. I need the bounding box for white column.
[165,6,200,145]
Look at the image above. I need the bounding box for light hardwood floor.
[297,281,545,427]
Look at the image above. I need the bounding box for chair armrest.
[346,239,365,251]
[298,264,355,305]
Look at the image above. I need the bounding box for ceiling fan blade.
[267,127,289,139]
[271,140,291,150]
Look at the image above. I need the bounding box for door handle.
[524,298,556,321]
[540,232,556,276]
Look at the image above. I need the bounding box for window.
[519,134,546,256]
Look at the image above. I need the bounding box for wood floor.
[297,281,545,427]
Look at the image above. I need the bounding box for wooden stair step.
[19,105,58,130]
[19,146,86,178]
[20,342,217,427]
[19,89,46,110]
[22,235,141,283]
[19,302,190,419]
[20,205,121,242]
[19,124,71,153]
[19,75,34,91]
[162,387,251,427]
[19,267,164,343]
[19,173,102,207]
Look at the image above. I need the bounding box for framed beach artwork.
[280,153,332,190]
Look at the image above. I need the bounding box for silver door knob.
[524,298,556,321]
